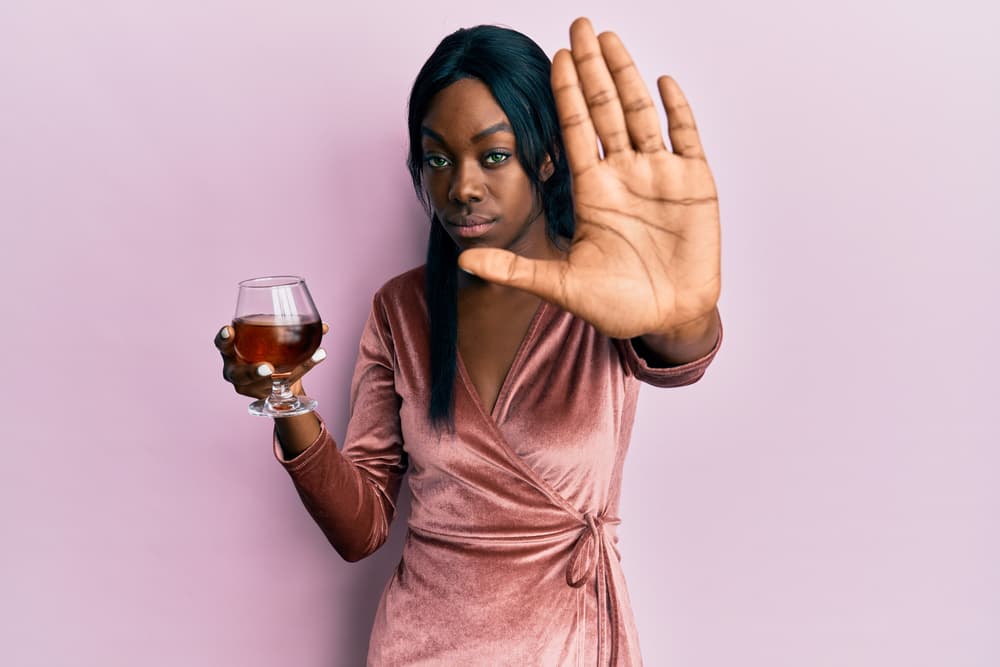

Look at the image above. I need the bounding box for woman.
[217,18,721,666]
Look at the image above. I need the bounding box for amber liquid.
[232,314,323,375]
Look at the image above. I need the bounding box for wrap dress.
[275,266,720,666]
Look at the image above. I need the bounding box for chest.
[457,290,542,415]
[395,300,633,515]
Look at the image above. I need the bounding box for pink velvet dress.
[275,266,720,666]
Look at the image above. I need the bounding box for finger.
[568,17,631,156]
[598,31,665,154]
[657,75,706,159]
[303,347,327,371]
[552,48,599,175]
[276,348,327,385]
[225,360,274,385]
[321,322,329,335]
[457,249,573,310]
[214,325,234,351]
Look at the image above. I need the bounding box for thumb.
[457,248,571,308]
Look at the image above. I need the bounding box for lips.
[450,214,494,227]
[446,213,496,239]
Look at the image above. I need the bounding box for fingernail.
[220,327,231,340]
[311,348,327,363]
[257,364,273,377]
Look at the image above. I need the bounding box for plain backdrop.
[2,0,997,665]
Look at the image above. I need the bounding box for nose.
[449,159,484,205]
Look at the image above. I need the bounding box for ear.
[540,155,555,182]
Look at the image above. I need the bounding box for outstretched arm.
[458,17,722,364]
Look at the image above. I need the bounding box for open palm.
[458,18,721,340]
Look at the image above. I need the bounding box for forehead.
[422,78,512,141]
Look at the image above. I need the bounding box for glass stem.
[267,378,299,412]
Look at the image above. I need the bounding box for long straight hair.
[406,26,574,429]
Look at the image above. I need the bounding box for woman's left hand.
[457,17,721,341]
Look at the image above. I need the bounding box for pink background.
[3,0,997,665]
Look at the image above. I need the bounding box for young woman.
[217,18,721,666]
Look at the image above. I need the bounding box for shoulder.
[369,265,428,330]
[374,264,426,303]
[372,265,426,312]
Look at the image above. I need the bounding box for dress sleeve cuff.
[272,416,334,472]
[618,320,723,388]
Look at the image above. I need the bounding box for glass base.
[248,395,317,418]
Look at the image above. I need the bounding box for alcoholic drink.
[232,314,323,375]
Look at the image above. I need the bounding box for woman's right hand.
[214,322,329,399]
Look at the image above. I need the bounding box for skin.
[216,17,722,458]
[458,19,721,361]
[420,77,564,414]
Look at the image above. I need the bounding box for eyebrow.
[421,121,514,145]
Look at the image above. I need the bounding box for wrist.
[652,308,719,343]
[274,411,322,460]
[639,308,720,366]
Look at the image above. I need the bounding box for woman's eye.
[484,151,510,166]
[425,155,450,168]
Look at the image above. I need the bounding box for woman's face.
[420,78,550,254]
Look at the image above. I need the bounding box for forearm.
[636,307,721,367]
[275,419,394,562]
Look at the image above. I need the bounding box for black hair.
[406,25,574,429]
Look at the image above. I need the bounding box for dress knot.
[566,512,619,588]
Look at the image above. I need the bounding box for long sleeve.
[274,295,409,562]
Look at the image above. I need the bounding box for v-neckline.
[452,300,586,521]
[456,299,549,422]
